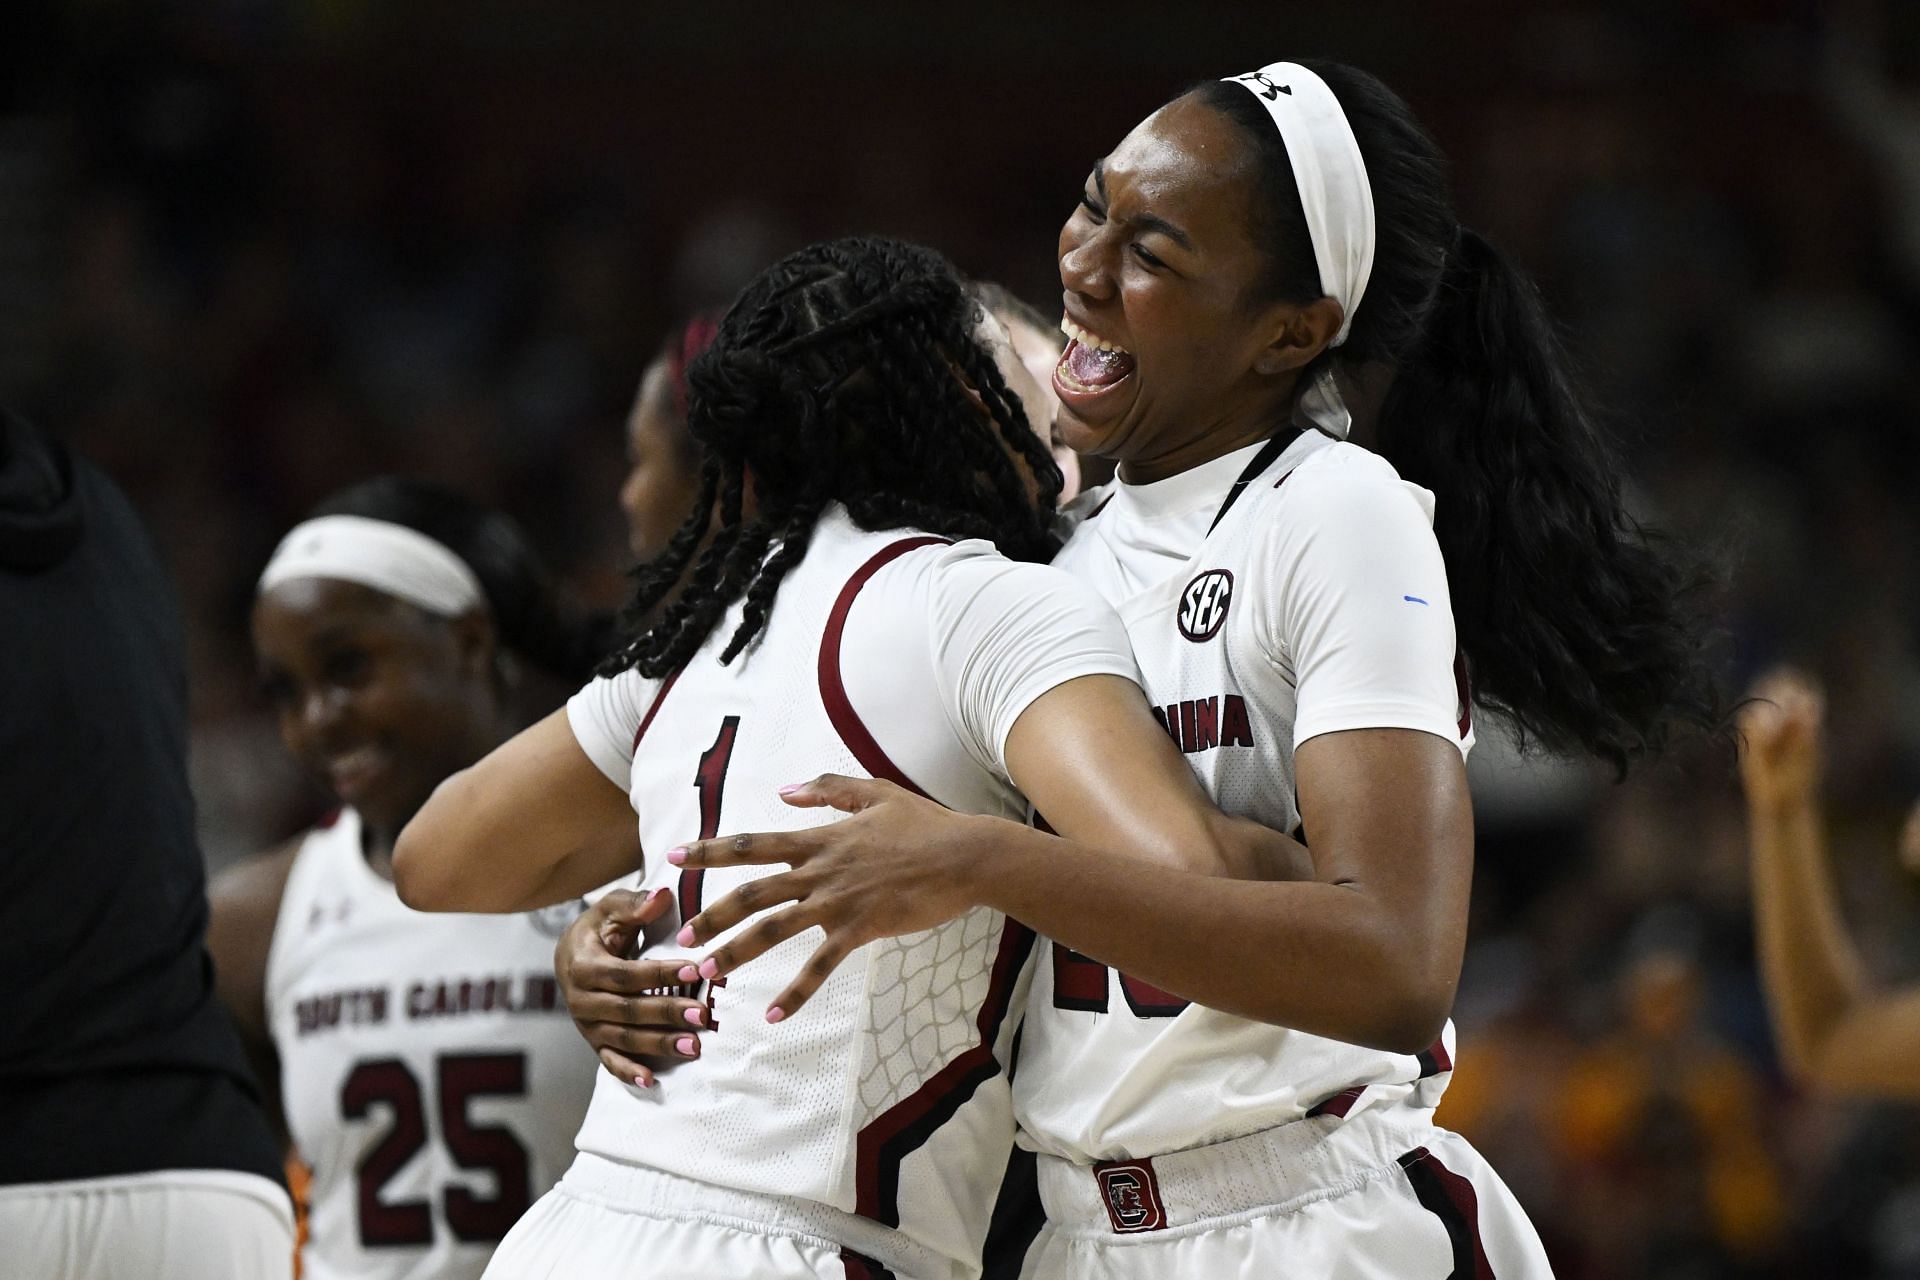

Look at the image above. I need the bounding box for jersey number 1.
[679,716,741,1025]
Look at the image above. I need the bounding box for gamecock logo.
[1095,1159,1168,1233]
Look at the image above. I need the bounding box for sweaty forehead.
[253,577,425,645]
[1103,96,1259,208]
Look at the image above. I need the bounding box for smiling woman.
[203,478,612,1280]
[1046,97,1349,482]
[388,236,1321,1280]
[613,58,1726,1280]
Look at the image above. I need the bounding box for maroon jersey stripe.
[817,535,949,799]
[629,668,684,753]
[839,1249,897,1279]
[1305,1085,1367,1119]
[1397,1146,1497,1279]
[853,921,1037,1227]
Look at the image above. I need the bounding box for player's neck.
[1118,419,1276,486]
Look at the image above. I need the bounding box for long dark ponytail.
[1193,66,1723,773]
[599,235,1062,680]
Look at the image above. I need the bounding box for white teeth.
[329,747,381,774]
[1059,317,1130,357]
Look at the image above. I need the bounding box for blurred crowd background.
[6,2,1920,1276]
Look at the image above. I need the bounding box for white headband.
[258,515,485,617]
[1225,62,1375,439]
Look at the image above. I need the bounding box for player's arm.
[675,467,1469,1051]
[205,843,299,1148]
[393,708,642,913]
[673,708,1462,1054]
[1741,669,1920,1100]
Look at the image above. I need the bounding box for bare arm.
[676,675,1466,1053]
[205,844,299,1148]
[1741,669,1920,1100]
[996,713,1467,1050]
[393,708,642,913]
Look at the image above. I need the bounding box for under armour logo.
[1237,72,1292,101]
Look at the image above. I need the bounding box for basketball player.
[664,62,1724,1277]
[205,478,611,1280]
[1741,667,1920,1100]
[619,314,720,564]
[560,289,1101,1089]
[393,236,1310,1280]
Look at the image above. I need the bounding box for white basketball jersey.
[1017,432,1474,1165]
[563,506,1137,1278]
[265,809,598,1280]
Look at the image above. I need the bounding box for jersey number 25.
[341,1052,530,1247]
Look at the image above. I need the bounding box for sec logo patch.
[1177,569,1234,642]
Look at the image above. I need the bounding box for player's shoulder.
[208,834,306,927]
[858,529,1114,636]
[1254,440,1437,539]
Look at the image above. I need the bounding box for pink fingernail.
[675,1036,698,1056]
[676,925,696,946]
[766,1007,785,1024]
[677,965,700,984]
[636,1073,654,1088]
[778,784,804,796]
[683,1006,705,1027]
[699,958,720,981]
[666,847,689,865]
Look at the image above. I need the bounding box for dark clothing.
[0,409,282,1187]
[982,1146,1044,1280]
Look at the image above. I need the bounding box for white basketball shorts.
[483,1152,954,1280]
[1021,1105,1553,1278]
[0,1169,294,1280]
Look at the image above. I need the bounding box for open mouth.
[1054,317,1137,402]
[324,744,389,800]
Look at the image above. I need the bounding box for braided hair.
[600,236,1063,679]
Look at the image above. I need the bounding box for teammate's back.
[566,506,1133,1275]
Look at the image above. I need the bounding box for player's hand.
[667,775,986,1022]
[1737,668,1824,818]
[554,887,707,1088]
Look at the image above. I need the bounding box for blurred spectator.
[1740,669,1920,1099]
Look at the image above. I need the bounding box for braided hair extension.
[599,236,1063,679]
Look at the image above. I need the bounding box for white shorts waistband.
[1036,1107,1438,1240]
[0,1168,293,1223]
[557,1153,948,1279]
